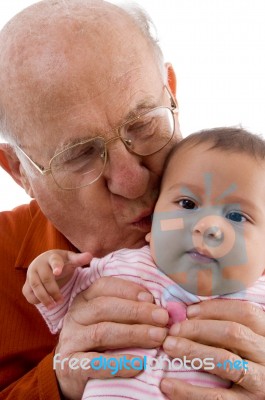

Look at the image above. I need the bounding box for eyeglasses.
[17,86,178,190]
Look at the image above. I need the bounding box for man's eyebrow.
[56,94,162,152]
[54,136,91,154]
[124,98,159,121]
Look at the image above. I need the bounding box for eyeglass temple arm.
[16,146,52,175]
[164,85,178,111]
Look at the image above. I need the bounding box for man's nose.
[103,139,150,199]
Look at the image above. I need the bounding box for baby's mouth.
[186,248,217,264]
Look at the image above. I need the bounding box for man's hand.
[54,277,168,399]
[161,299,265,399]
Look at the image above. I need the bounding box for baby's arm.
[22,249,92,309]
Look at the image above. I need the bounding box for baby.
[23,127,265,399]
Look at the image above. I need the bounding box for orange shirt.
[0,200,75,399]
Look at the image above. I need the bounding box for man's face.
[149,143,265,296]
[14,11,180,256]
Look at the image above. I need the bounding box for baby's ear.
[145,232,151,243]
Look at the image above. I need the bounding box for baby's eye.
[226,211,247,223]
[178,199,198,210]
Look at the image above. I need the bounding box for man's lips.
[186,249,217,264]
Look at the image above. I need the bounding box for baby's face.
[148,143,265,296]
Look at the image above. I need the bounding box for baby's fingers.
[30,269,63,308]
[57,251,93,279]
[48,253,65,276]
[66,251,92,268]
[22,281,40,305]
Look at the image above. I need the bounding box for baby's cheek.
[166,301,187,326]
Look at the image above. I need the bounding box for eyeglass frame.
[16,85,178,189]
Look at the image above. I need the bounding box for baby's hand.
[22,250,92,309]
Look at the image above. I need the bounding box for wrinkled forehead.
[0,1,143,92]
[0,1,132,48]
[0,0,161,148]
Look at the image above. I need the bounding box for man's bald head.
[0,0,163,144]
[0,0,179,255]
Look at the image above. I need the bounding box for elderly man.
[0,1,264,399]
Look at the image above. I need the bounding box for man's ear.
[165,63,182,139]
[0,143,23,186]
[165,63,177,96]
[0,143,34,197]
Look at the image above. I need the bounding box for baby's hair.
[164,126,265,176]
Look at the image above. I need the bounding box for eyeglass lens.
[50,107,174,189]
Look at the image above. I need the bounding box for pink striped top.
[37,246,265,400]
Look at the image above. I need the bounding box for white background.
[1,0,265,211]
